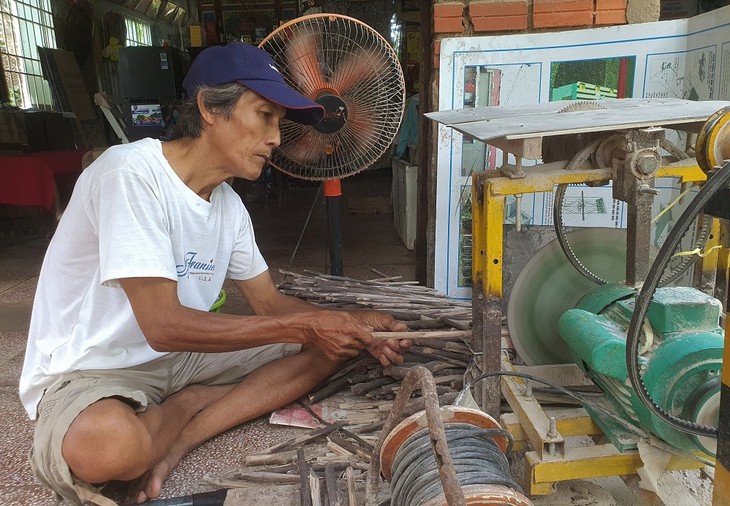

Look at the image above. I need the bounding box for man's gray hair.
[171,83,248,139]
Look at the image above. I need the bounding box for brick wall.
[432,0,633,56]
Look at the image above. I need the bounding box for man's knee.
[300,346,345,377]
[62,398,152,483]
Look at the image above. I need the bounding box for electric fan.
[259,14,406,275]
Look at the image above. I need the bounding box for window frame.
[0,0,57,109]
[124,16,152,47]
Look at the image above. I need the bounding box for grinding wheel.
[507,228,627,365]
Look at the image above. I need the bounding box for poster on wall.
[434,6,730,299]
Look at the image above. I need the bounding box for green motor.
[557,284,723,456]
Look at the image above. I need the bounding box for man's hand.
[347,310,412,367]
[299,310,377,362]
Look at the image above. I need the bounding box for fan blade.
[342,99,378,157]
[284,26,326,97]
[280,131,329,165]
[330,48,388,94]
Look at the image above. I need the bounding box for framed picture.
[201,10,216,24]
[401,0,419,11]
[222,10,246,37]
[282,7,296,20]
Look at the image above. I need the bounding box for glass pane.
[163,3,178,22]
[147,0,162,18]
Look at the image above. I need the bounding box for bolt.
[548,441,556,456]
[547,416,557,438]
[638,183,661,195]
[524,380,532,398]
[634,152,659,175]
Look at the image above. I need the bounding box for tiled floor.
[0,168,417,505]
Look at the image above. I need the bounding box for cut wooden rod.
[324,463,342,506]
[299,448,312,506]
[244,450,298,466]
[310,469,322,506]
[371,330,472,340]
[346,466,357,506]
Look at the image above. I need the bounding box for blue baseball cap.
[183,42,324,125]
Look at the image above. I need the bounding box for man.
[19,42,410,505]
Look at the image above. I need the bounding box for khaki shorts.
[30,344,301,505]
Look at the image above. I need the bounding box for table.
[0,149,86,214]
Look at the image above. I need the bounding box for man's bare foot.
[127,455,164,502]
[128,384,235,502]
[130,441,189,503]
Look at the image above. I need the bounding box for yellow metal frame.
[471,162,707,302]
[499,356,707,496]
[524,446,705,496]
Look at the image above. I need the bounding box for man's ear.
[197,91,216,127]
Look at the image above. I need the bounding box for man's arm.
[234,272,412,366]
[119,271,409,365]
[233,269,327,316]
[120,274,372,360]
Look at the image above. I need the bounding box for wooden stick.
[299,448,312,506]
[329,434,371,462]
[324,463,342,506]
[260,421,346,454]
[244,450,298,466]
[309,376,350,404]
[350,377,394,396]
[327,438,355,458]
[220,471,301,484]
[346,466,357,506]
[310,469,322,506]
[295,400,375,453]
[371,330,472,340]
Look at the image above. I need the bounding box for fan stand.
[324,178,344,276]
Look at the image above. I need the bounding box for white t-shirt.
[19,138,268,419]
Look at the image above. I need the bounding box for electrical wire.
[626,160,730,438]
[464,370,649,438]
[289,183,323,266]
[389,423,520,506]
[463,370,716,466]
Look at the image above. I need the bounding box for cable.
[464,370,649,438]
[626,160,730,438]
[289,182,323,266]
[389,423,520,506]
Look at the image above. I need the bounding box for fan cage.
[260,14,406,181]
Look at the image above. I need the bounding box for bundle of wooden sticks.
[277,269,472,331]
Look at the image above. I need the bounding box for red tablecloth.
[0,149,86,211]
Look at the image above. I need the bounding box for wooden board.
[425,98,730,142]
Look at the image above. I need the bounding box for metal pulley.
[696,105,730,173]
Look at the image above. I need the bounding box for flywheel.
[507,228,627,365]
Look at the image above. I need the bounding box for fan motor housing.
[313,93,348,134]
